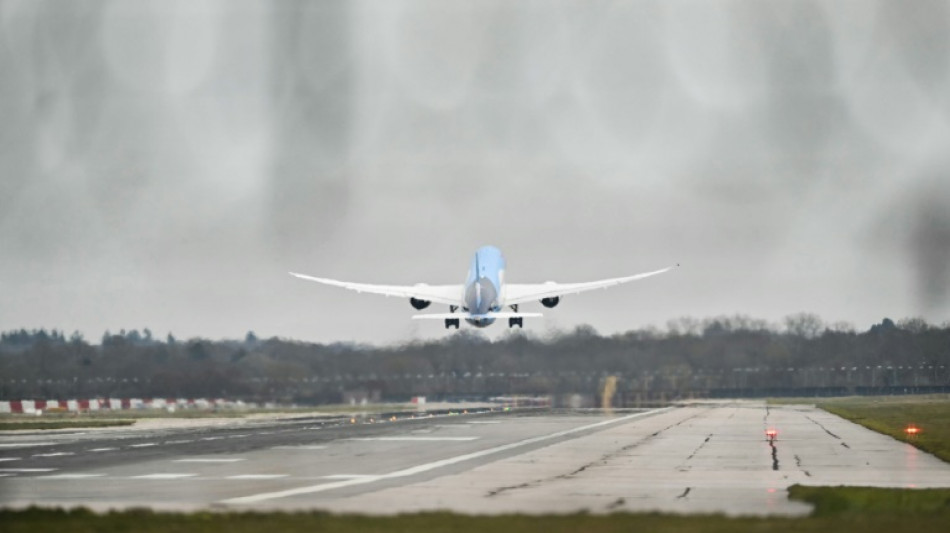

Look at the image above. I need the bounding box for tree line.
[1,314,948,403]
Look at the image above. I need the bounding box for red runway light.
[905,425,921,436]
[765,429,778,438]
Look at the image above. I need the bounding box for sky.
[1,0,948,345]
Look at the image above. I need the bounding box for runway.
[2,401,950,515]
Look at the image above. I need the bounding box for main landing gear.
[445,306,460,329]
[508,304,522,328]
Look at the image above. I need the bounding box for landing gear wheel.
[445,318,460,329]
[508,317,523,328]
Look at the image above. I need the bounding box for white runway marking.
[130,443,157,448]
[347,437,479,442]
[39,473,106,479]
[0,468,56,473]
[132,473,197,479]
[175,458,245,463]
[0,443,56,448]
[321,474,378,480]
[88,448,117,452]
[227,474,288,480]
[0,457,21,462]
[165,440,194,445]
[223,408,669,505]
[32,452,75,457]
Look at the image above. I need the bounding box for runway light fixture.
[905,425,921,436]
[765,428,778,440]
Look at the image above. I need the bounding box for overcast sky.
[1,0,948,344]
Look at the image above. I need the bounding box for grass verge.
[0,419,135,431]
[2,486,950,533]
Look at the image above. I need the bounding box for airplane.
[290,245,677,329]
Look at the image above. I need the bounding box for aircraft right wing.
[289,272,462,306]
[503,264,678,305]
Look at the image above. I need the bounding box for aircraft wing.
[289,272,462,306]
[503,264,678,305]
[412,312,543,320]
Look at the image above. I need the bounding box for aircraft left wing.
[289,272,462,305]
[503,264,678,305]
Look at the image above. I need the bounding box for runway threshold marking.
[222,408,672,505]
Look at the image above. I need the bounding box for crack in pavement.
[805,415,841,439]
[677,487,692,499]
[769,439,780,471]
[794,454,811,477]
[677,433,714,471]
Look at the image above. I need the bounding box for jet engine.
[540,296,560,308]
[410,297,431,310]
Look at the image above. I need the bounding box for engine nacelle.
[540,296,560,308]
[410,297,431,310]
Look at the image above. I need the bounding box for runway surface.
[2,400,950,515]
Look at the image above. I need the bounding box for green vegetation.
[788,484,950,517]
[3,316,948,403]
[813,395,950,463]
[0,419,135,431]
[2,486,949,533]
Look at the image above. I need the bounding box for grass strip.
[0,419,135,431]
[2,486,950,533]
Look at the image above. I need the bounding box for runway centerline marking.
[88,448,117,452]
[0,457,21,462]
[222,408,671,505]
[346,437,479,442]
[227,474,288,480]
[32,452,75,457]
[175,458,245,463]
[0,468,56,473]
[39,473,106,479]
[0,443,56,448]
[130,443,157,448]
[132,473,197,479]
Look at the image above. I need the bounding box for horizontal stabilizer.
[412,312,543,320]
